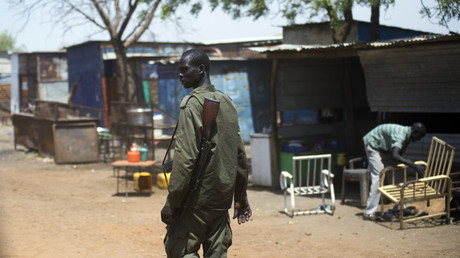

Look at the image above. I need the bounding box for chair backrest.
[292,154,332,188]
[425,136,456,191]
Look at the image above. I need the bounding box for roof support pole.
[270,58,280,189]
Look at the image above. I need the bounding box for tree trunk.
[370,0,380,41]
[111,39,136,102]
[332,8,353,43]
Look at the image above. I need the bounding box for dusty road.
[1,124,459,257]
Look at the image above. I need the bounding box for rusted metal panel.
[53,122,99,164]
[12,113,39,150]
[13,100,101,162]
[36,118,55,158]
[38,55,68,81]
[35,101,101,121]
[18,54,37,74]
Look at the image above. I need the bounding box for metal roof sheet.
[357,33,460,49]
[248,42,356,53]
[202,35,283,45]
[247,34,459,53]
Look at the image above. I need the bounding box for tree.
[357,0,394,41]
[420,0,460,30]
[162,0,355,43]
[0,30,23,51]
[13,0,162,102]
[283,0,355,43]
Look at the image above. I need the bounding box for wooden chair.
[378,136,455,229]
[280,154,335,217]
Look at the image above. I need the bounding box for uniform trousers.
[164,208,232,258]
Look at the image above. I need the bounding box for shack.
[356,34,460,167]
[10,51,102,164]
[155,58,272,142]
[10,51,68,113]
[66,41,194,128]
[154,37,281,142]
[0,51,11,122]
[248,21,434,188]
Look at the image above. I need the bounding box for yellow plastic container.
[156,172,171,189]
[133,172,152,192]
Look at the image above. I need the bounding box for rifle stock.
[202,98,220,140]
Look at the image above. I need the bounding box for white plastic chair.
[280,154,336,217]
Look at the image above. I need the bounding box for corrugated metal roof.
[145,57,250,65]
[248,42,355,53]
[358,33,459,48]
[202,35,283,45]
[248,34,460,53]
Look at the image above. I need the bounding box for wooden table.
[111,160,156,196]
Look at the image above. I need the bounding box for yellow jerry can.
[156,172,171,189]
[133,172,152,192]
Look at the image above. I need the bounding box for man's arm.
[233,131,252,224]
[392,147,425,177]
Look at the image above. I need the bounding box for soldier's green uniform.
[164,85,249,257]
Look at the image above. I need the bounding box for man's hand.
[233,200,252,224]
[161,205,175,225]
[414,165,425,178]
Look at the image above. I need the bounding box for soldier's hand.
[161,205,174,225]
[233,200,252,224]
[415,165,425,178]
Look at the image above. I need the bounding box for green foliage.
[161,0,268,20]
[0,30,22,51]
[356,0,394,7]
[420,0,460,28]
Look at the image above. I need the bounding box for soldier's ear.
[198,64,205,74]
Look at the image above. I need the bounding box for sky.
[1,0,459,52]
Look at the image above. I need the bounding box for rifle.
[174,97,220,219]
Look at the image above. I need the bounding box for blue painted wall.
[156,60,272,142]
[66,42,104,126]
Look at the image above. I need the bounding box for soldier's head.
[178,49,210,89]
[410,122,426,142]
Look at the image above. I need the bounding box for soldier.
[161,49,252,257]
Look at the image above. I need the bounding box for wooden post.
[343,58,357,154]
[270,59,280,189]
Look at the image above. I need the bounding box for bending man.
[362,122,426,221]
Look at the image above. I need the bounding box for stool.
[341,157,369,207]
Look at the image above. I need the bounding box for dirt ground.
[1,123,459,258]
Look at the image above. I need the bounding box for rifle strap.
[161,93,204,170]
[161,123,177,167]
